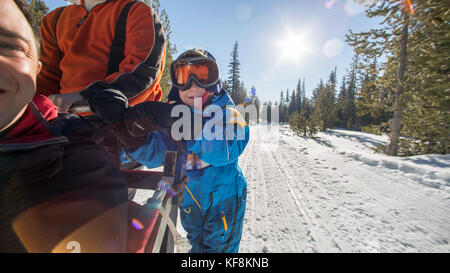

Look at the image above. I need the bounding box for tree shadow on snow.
[324,130,385,150]
[402,155,450,169]
[312,137,336,149]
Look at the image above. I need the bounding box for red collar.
[0,95,59,145]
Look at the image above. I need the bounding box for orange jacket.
[37,0,165,108]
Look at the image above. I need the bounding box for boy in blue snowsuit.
[118,49,249,253]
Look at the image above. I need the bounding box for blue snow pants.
[179,171,247,253]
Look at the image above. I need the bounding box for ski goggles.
[170,57,220,91]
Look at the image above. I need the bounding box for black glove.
[89,89,128,124]
[122,101,209,141]
[113,102,175,150]
[123,101,177,137]
[114,122,149,151]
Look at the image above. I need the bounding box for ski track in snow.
[238,124,450,253]
[134,124,450,253]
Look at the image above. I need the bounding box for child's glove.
[113,101,174,150]
[123,101,178,137]
[120,101,208,141]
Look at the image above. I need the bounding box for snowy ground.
[135,124,450,253]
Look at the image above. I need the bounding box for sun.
[276,30,312,64]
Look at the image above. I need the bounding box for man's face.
[0,0,40,131]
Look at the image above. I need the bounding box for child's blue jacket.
[123,90,249,252]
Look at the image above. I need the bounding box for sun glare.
[276,30,312,65]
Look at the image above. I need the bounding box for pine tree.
[401,0,450,154]
[356,55,391,133]
[144,0,177,100]
[280,90,285,108]
[336,75,348,128]
[303,97,313,119]
[327,67,338,130]
[311,79,326,131]
[348,0,448,155]
[235,80,247,105]
[289,111,310,137]
[227,41,242,104]
[279,91,287,122]
[311,69,337,132]
[267,101,273,123]
[288,89,296,116]
[301,78,307,114]
[222,80,231,93]
[295,79,303,113]
[254,96,261,124]
[344,56,359,130]
[347,0,413,156]
[28,0,49,29]
[290,94,317,138]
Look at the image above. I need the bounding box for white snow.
[134,124,450,253]
[239,124,450,253]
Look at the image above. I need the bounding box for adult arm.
[80,3,166,123]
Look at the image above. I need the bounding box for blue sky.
[43,0,380,103]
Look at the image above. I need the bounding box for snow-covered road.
[134,124,450,253]
[238,124,450,253]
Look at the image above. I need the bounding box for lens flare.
[323,38,344,58]
[344,0,364,16]
[158,181,176,197]
[132,218,144,230]
[325,0,338,9]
